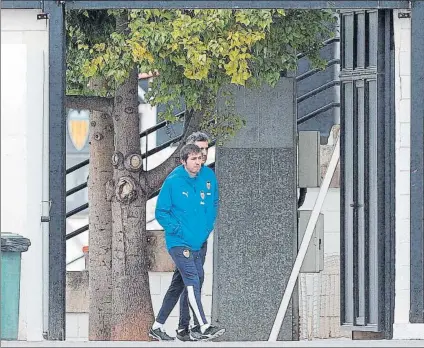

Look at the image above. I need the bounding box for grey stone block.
[219,79,296,149]
[212,148,297,341]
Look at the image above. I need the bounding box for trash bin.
[1,233,31,340]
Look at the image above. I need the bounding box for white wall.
[1,9,49,341]
[392,10,424,339]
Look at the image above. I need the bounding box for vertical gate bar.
[340,12,356,327]
[363,79,370,327]
[374,9,388,334]
[410,0,424,324]
[353,13,358,68]
[340,91,345,326]
[46,0,66,340]
[343,81,355,326]
[356,82,366,326]
[352,83,359,326]
[383,9,396,337]
[340,82,346,324]
[364,11,370,67]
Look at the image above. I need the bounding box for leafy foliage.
[66,9,336,140]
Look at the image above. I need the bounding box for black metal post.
[410,0,424,324]
[46,0,66,340]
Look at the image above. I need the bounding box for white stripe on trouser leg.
[187,285,205,326]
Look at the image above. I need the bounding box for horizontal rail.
[66,224,89,240]
[66,182,87,197]
[296,37,340,60]
[297,102,340,125]
[66,203,88,219]
[66,159,89,175]
[140,110,185,138]
[142,134,183,159]
[66,254,85,266]
[297,80,340,103]
[296,59,340,82]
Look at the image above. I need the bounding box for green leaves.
[66,8,336,138]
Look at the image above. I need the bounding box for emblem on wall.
[67,109,90,151]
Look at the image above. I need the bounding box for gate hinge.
[37,13,49,20]
[398,12,411,19]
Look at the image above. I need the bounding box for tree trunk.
[110,68,154,340]
[88,110,114,340]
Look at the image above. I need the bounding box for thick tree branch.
[65,95,114,113]
[146,110,203,193]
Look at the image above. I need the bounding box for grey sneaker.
[149,327,174,341]
[197,325,226,341]
[189,325,202,340]
[176,327,195,342]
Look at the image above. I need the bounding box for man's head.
[180,144,202,177]
[186,131,210,164]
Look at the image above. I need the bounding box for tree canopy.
[66,9,336,139]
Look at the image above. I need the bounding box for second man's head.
[186,131,210,164]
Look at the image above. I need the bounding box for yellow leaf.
[229,50,239,61]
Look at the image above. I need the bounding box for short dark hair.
[186,131,210,144]
[180,144,201,162]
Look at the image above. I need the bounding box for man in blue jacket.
[149,143,224,342]
[177,132,217,339]
[153,132,218,341]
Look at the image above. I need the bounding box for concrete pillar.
[212,78,298,341]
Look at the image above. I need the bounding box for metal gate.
[340,10,395,337]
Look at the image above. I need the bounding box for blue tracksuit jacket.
[155,165,218,251]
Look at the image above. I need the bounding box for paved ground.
[1,340,424,347]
